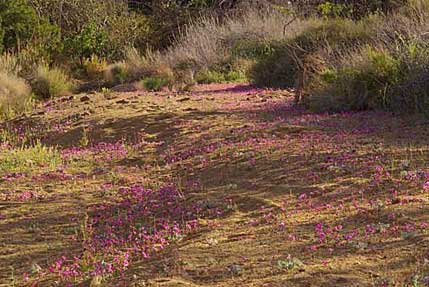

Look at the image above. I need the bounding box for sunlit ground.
[1,84,428,286]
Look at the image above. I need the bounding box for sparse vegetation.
[0,141,62,173]
[3,1,429,286]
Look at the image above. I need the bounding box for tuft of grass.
[104,48,160,85]
[83,55,108,80]
[0,70,33,120]
[32,64,73,99]
[104,62,128,85]
[122,47,157,80]
[0,141,62,173]
[0,53,22,76]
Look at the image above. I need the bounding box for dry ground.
[0,84,429,287]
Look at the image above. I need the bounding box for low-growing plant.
[0,141,62,173]
[228,70,246,82]
[195,69,246,84]
[141,76,170,92]
[32,64,73,99]
[101,87,112,97]
[195,70,225,84]
[277,256,304,271]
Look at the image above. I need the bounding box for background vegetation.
[1,0,429,119]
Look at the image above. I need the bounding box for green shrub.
[225,70,246,82]
[65,22,108,62]
[28,0,151,62]
[195,68,246,84]
[308,46,415,112]
[32,64,73,99]
[289,0,406,20]
[195,70,225,84]
[231,39,277,60]
[0,0,62,64]
[393,41,429,113]
[248,40,298,88]
[317,2,353,18]
[248,17,379,89]
[141,76,170,92]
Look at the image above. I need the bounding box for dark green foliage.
[248,17,378,88]
[0,0,62,66]
[231,39,276,60]
[195,70,226,84]
[290,0,406,19]
[141,76,170,91]
[248,41,299,88]
[310,48,401,111]
[310,42,429,114]
[64,23,108,61]
[0,0,38,50]
[0,25,4,52]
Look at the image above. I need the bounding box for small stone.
[227,264,243,275]
[80,95,91,102]
[116,99,129,104]
[178,97,190,102]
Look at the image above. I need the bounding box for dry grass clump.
[83,55,108,80]
[0,54,33,119]
[32,64,73,99]
[0,53,23,75]
[163,7,307,70]
[115,6,305,90]
[104,47,161,85]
